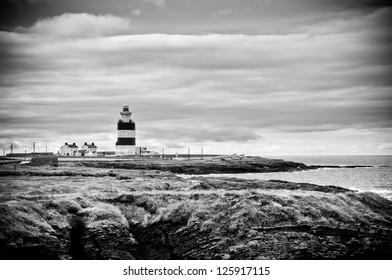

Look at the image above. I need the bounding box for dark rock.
[30,157,58,167]
[78,204,138,260]
[80,156,311,175]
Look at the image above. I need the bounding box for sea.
[198,155,392,200]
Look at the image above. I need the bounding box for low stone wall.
[30,156,58,167]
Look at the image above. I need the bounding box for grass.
[80,203,129,228]
[116,190,392,236]
[0,200,54,245]
[1,163,391,259]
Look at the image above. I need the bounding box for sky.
[0,0,391,156]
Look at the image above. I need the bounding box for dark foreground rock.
[0,198,138,260]
[78,204,138,259]
[0,164,391,260]
[122,191,392,260]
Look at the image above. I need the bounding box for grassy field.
[1,161,392,259]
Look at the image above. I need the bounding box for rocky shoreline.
[77,156,310,174]
[68,156,372,175]
[1,157,391,260]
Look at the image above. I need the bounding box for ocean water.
[199,155,392,200]
[274,155,392,167]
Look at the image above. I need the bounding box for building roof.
[83,142,97,148]
[62,143,78,148]
[66,145,78,148]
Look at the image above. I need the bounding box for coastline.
[1,156,392,260]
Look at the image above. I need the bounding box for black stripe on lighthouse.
[117,122,135,130]
[116,138,136,145]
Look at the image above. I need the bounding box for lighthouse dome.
[122,103,129,112]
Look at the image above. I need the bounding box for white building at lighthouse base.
[115,145,136,156]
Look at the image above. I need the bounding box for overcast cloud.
[0,0,391,155]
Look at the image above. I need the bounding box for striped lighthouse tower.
[115,103,136,155]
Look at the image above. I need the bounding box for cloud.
[139,0,166,8]
[131,9,142,17]
[142,127,263,143]
[0,8,391,155]
[319,0,391,9]
[378,143,392,151]
[17,13,131,38]
[4,0,52,4]
[212,9,232,17]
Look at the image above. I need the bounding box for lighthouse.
[115,103,136,155]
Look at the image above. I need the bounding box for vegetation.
[0,161,391,259]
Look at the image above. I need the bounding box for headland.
[1,156,391,259]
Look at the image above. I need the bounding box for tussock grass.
[79,203,129,228]
[152,200,206,224]
[118,204,152,225]
[117,190,392,237]
[44,198,82,215]
[1,164,391,259]
[0,200,54,240]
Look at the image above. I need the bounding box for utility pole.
[33,142,35,153]
[10,144,13,154]
[24,149,27,160]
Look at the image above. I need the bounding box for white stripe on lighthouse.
[117,130,135,138]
